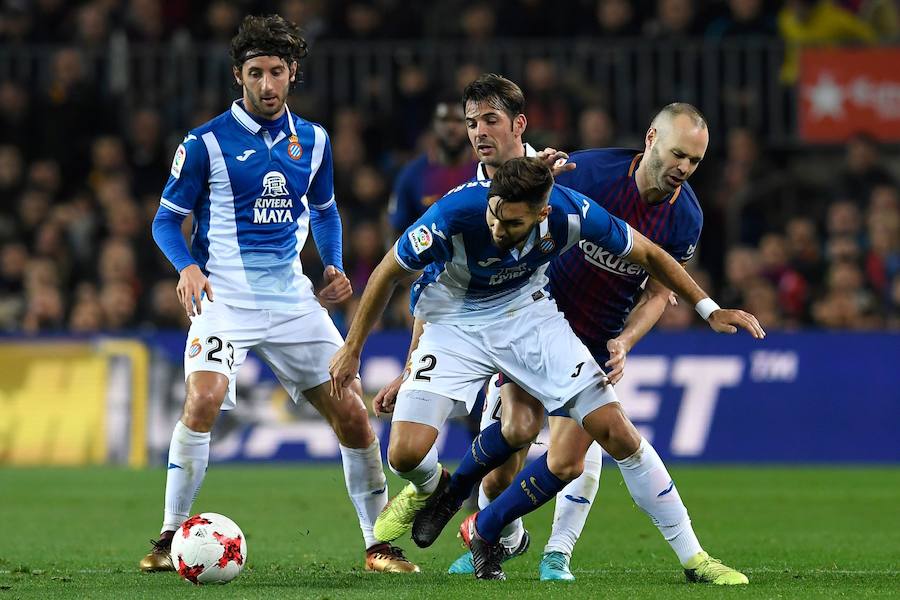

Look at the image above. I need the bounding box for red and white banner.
[799,48,900,142]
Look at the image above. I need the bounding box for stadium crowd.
[0,0,899,334]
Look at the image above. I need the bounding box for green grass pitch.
[1,465,897,599]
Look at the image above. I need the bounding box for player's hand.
[707,309,766,338]
[373,371,405,416]
[604,338,628,385]
[536,147,576,176]
[329,344,360,401]
[176,264,213,317]
[318,266,352,304]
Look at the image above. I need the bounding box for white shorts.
[183,298,344,410]
[393,297,619,429]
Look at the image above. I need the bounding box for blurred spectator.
[39,48,109,181]
[778,0,877,83]
[0,242,28,330]
[126,0,167,42]
[147,279,189,329]
[826,200,863,240]
[100,281,139,330]
[577,106,615,149]
[837,134,897,206]
[279,0,327,45]
[853,0,900,40]
[644,0,702,39]
[459,3,496,41]
[389,97,478,235]
[720,246,760,307]
[127,108,169,197]
[522,58,575,149]
[346,220,382,293]
[706,0,777,39]
[786,217,825,287]
[0,82,34,156]
[75,2,112,50]
[758,233,808,320]
[587,0,640,37]
[203,0,241,42]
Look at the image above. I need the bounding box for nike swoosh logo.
[431,223,447,240]
[371,486,386,495]
[478,257,502,267]
[167,463,183,470]
[236,149,256,161]
[183,134,197,142]
[564,494,591,504]
[657,480,675,497]
[529,476,547,497]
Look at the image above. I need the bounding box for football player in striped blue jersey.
[142,14,417,574]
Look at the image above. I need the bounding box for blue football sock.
[475,452,567,543]
[448,422,520,503]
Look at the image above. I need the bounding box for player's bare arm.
[605,277,677,384]
[329,251,416,399]
[176,264,214,317]
[373,316,425,416]
[625,230,766,339]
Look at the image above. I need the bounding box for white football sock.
[162,420,210,533]
[615,438,702,565]
[544,441,603,556]
[389,444,441,495]
[479,482,524,551]
[340,439,389,548]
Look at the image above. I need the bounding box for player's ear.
[645,127,657,149]
[232,66,242,86]
[289,61,298,82]
[513,113,526,136]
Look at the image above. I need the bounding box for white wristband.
[695,298,721,320]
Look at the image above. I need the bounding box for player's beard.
[647,145,676,194]
[437,136,469,161]
[246,86,286,119]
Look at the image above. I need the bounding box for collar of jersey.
[476,142,537,181]
[230,100,298,140]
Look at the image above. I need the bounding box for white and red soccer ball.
[172,512,247,585]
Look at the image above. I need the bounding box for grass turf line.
[0,465,897,599]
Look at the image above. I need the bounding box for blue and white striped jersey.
[159,100,334,310]
[394,180,634,325]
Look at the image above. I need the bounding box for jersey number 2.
[414,354,437,381]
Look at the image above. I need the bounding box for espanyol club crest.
[539,234,556,253]
[188,338,202,358]
[287,135,302,160]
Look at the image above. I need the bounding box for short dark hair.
[230,15,308,88]
[652,102,708,130]
[489,157,553,210]
[462,74,525,120]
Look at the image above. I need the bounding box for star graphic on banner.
[806,72,845,120]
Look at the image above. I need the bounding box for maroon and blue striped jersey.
[550,148,703,359]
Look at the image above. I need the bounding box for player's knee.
[604,416,641,460]
[182,389,223,431]
[387,442,428,474]
[500,415,541,448]
[547,451,584,482]
[331,399,373,448]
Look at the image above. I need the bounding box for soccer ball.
[171,512,247,585]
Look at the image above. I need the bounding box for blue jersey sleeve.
[579,194,633,257]
[307,125,335,209]
[393,204,453,272]
[160,133,208,216]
